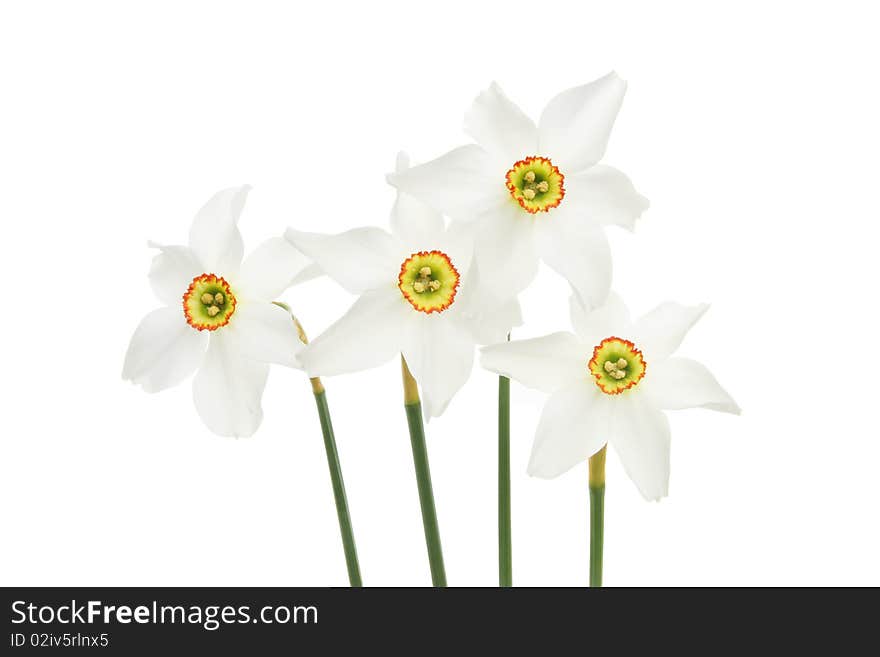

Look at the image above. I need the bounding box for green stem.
[498,374,511,587]
[589,445,607,587]
[589,485,605,587]
[280,305,362,587]
[402,356,447,587]
[313,387,362,587]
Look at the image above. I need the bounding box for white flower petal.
[147,243,203,306]
[610,393,671,501]
[284,227,399,295]
[569,292,632,346]
[390,152,446,246]
[290,262,322,287]
[387,145,503,221]
[451,243,522,344]
[297,288,411,376]
[122,307,208,393]
[188,186,249,275]
[565,165,649,231]
[538,72,627,173]
[535,211,612,308]
[527,384,609,478]
[464,82,538,163]
[474,204,540,296]
[643,357,740,414]
[192,331,269,438]
[402,317,475,419]
[237,237,315,300]
[480,332,585,394]
[462,296,523,345]
[453,252,523,344]
[226,300,301,368]
[632,302,709,361]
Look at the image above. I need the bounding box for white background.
[2,0,878,587]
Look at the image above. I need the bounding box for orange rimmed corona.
[183,273,237,331]
[398,250,460,314]
[505,156,565,214]
[588,336,646,395]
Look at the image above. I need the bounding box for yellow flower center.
[183,274,237,331]
[505,156,565,213]
[398,251,460,314]
[588,337,647,395]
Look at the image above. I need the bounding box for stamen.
[398,250,460,314]
[183,273,237,331]
[505,156,565,214]
[588,337,647,395]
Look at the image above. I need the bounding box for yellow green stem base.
[589,445,607,588]
[402,356,447,587]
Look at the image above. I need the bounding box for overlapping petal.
[464,82,538,164]
[402,316,475,419]
[238,237,316,300]
[569,292,632,346]
[387,145,502,221]
[460,296,523,346]
[481,332,586,394]
[535,210,612,308]
[474,203,540,297]
[122,307,208,393]
[192,331,269,438]
[284,227,399,295]
[226,300,301,368]
[452,251,509,324]
[188,186,249,276]
[538,72,627,173]
[390,152,446,246]
[298,289,412,377]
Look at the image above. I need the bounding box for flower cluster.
[124,71,737,503]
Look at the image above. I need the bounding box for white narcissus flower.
[122,187,317,437]
[481,293,739,501]
[285,154,522,419]
[388,72,649,308]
